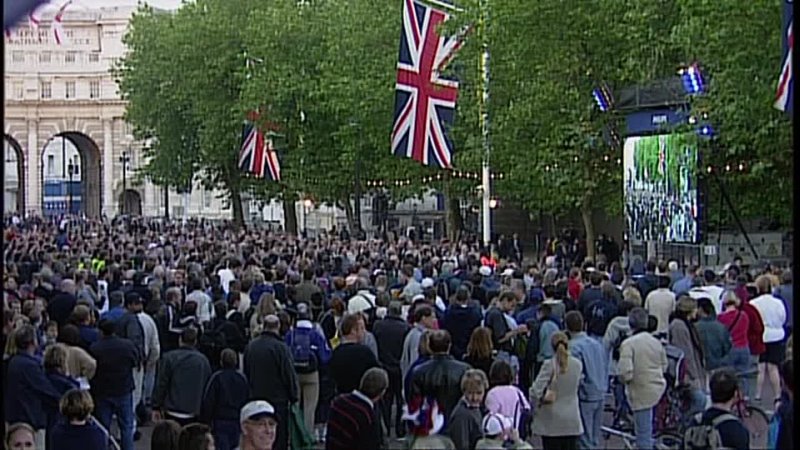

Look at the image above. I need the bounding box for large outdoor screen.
[623,133,699,244]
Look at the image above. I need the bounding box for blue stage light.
[592,88,609,112]
[697,125,714,136]
[681,64,705,95]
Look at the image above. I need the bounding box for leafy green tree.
[671,0,792,228]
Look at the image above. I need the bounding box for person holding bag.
[529,331,583,450]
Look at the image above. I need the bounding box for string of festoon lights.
[301,156,749,188]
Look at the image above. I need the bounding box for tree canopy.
[116,0,792,237]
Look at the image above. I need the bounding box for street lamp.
[67,157,76,214]
[119,149,130,215]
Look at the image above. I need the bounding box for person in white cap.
[235,400,278,450]
[475,412,532,449]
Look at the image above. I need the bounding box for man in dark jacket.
[244,314,298,450]
[636,260,660,299]
[442,286,482,360]
[577,271,604,315]
[4,324,62,448]
[152,326,212,426]
[409,330,470,419]
[47,279,78,327]
[372,301,410,437]
[201,349,249,450]
[90,318,139,450]
[116,291,147,438]
[326,368,388,450]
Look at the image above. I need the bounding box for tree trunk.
[230,185,244,229]
[283,194,298,235]
[443,180,462,242]
[581,192,596,262]
[341,198,356,232]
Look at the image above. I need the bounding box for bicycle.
[733,367,770,449]
[601,425,682,450]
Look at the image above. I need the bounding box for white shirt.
[186,290,215,323]
[688,285,725,314]
[217,268,236,294]
[750,294,787,343]
[645,288,676,335]
[137,312,161,366]
[238,292,252,314]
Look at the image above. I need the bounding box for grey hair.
[628,307,649,331]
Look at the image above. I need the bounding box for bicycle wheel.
[655,431,683,450]
[736,405,769,449]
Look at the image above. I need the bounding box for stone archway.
[41,132,102,217]
[3,135,25,213]
[120,189,142,216]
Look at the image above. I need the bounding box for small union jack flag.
[239,122,280,181]
[52,0,71,46]
[774,0,793,113]
[391,0,464,169]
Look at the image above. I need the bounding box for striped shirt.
[325,391,380,450]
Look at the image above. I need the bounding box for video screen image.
[623,133,699,244]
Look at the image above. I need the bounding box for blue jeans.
[143,366,157,407]
[578,399,603,450]
[95,392,135,450]
[726,347,752,398]
[212,419,240,450]
[633,407,653,450]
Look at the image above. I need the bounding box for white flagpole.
[479,0,491,247]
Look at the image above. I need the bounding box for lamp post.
[67,157,76,214]
[119,149,130,215]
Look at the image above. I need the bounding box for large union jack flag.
[239,122,280,181]
[392,0,464,169]
[775,0,793,113]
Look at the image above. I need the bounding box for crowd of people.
[1,215,794,450]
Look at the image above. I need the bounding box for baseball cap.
[421,277,435,289]
[501,268,514,277]
[240,400,277,423]
[347,294,375,314]
[479,266,492,277]
[481,412,512,437]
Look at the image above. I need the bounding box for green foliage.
[116,0,790,230]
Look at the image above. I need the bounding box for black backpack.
[198,321,227,369]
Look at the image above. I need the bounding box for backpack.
[664,344,687,387]
[682,412,738,450]
[197,322,227,369]
[767,410,780,450]
[611,328,629,361]
[289,327,318,374]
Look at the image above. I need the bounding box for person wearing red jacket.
[717,290,752,398]
[567,268,583,302]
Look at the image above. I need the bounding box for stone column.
[26,120,40,216]
[102,119,114,217]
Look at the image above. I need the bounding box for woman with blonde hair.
[622,287,643,307]
[717,290,752,397]
[529,331,583,450]
[464,327,495,376]
[49,389,108,450]
[43,344,80,432]
[249,292,279,337]
[5,422,37,449]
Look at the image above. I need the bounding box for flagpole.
[479,0,491,247]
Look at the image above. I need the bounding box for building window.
[39,52,51,63]
[89,80,100,99]
[65,52,77,63]
[12,51,24,63]
[65,81,76,99]
[47,155,55,176]
[88,52,99,63]
[40,81,52,99]
[203,191,212,208]
[13,82,23,99]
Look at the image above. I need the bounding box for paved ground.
[132,374,777,449]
